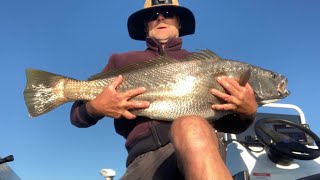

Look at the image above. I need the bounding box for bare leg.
[170,115,232,180]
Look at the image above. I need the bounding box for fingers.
[217,76,255,95]
[122,111,137,120]
[210,89,239,105]
[216,76,241,95]
[121,100,150,120]
[110,75,147,100]
[124,87,147,100]
[211,88,239,110]
[214,76,252,104]
[211,76,257,116]
[211,76,243,106]
[99,75,150,119]
[126,100,150,109]
[108,75,124,90]
[211,103,237,111]
[112,75,150,109]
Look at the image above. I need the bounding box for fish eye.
[271,73,277,79]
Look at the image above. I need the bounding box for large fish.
[24,50,289,121]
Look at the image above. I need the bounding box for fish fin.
[88,56,179,80]
[239,68,251,86]
[24,68,70,117]
[183,49,221,62]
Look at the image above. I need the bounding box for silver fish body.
[24,50,289,121]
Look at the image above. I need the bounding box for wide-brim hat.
[128,0,195,41]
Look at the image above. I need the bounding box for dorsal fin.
[88,49,221,80]
[183,49,221,62]
[88,55,179,80]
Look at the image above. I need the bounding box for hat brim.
[127,5,195,41]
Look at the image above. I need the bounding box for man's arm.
[70,100,103,128]
[70,55,150,128]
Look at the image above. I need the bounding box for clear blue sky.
[1,0,320,179]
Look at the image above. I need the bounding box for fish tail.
[23,68,69,117]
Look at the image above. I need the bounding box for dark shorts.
[120,132,226,180]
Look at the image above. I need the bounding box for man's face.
[146,11,180,43]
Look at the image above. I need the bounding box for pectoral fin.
[239,68,251,86]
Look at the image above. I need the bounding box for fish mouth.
[257,78,290,105]
[277,78,290,98]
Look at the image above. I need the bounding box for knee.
[172,115,215,134]
[171,115,218,149]
[172,115,208,132]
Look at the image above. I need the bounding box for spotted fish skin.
[23,50,289,120]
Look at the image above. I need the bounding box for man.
[70,0,257,179]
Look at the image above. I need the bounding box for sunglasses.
[146,11,176,21]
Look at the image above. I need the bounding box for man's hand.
[85,75,150,119]
[210,76,257,118]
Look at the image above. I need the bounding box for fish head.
[250,67,290,105]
